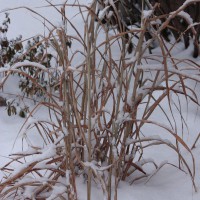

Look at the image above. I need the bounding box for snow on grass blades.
[0,0,200,199]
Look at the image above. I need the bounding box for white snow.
[143,10,153,19]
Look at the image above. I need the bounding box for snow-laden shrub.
[0,13,65,119]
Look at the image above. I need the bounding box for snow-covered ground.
[1,1,200,200]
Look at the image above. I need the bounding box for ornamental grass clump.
[0,1,200,199]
